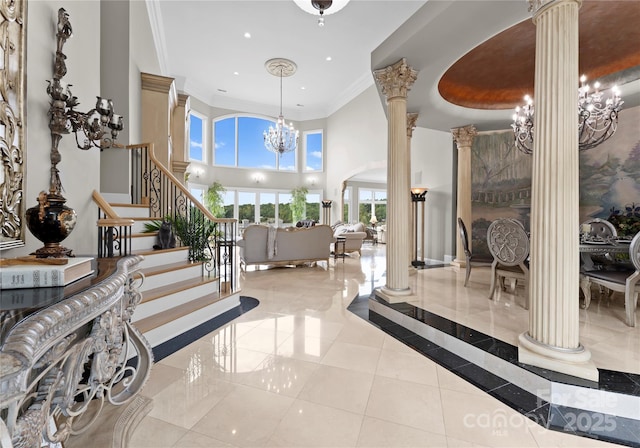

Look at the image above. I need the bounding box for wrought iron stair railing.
[126,142,237,295]
[92,190,134,258]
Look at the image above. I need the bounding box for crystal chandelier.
[263,58,299,156]
[511,75,623,154]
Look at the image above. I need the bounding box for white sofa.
[238,224,335,268]
[332,222,367,255]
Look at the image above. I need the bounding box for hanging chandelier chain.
[263,58,299,156]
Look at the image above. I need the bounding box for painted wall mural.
[470,105,640,256]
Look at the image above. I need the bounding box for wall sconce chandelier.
[263,58,299,156]
[511,75,623,154]
[25,8,124,257]
[47,8,123,196]
[293,0,351,26]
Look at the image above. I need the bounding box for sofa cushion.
[333,222,365,236]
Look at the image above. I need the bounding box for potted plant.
[204,181,226,217]
[291,186,308,223]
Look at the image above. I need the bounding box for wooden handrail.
[92,190,124,220]
[97,218,135,227]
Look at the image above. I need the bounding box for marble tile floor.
[127,244,637,447]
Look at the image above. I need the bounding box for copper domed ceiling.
[438,1,640,110]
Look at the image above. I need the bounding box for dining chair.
[487,218,530,309]
[457,217,493,287]
[579,231,640,327]
[580,218,618,271]
[580,217,618,239]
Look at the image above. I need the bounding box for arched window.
[213,115,296,171]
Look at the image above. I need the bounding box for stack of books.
[0,256,94,289]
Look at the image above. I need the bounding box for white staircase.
[109,202,241,350]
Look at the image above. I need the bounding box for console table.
[0,256,152,448]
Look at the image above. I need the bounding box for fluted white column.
[373,59,417,299]
[407,113,419,268]
[451,125,477,267]
[517,0,597,381]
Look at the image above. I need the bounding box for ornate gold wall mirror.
[0,0,26,250]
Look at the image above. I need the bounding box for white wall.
[8,1,102,259]
[99,0,161,196]
[99,0,130,195]
[325,84,389,208]
[411,127,455,262]
[129,0,161,145]
[326,83,455,262]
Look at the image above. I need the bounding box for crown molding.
[145,0,168,75]
[141,72,175,94]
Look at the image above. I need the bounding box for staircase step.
[139,261,204,291]
[109,203,150,219]
[128,217,159,233]
[139,276,219,305]
[134,277,219,324]
[135,287,223,334]
[130,233,158,251]
[134,247,190,268]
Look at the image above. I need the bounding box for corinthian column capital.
[373,58,418,100]
[451,125,477,149]
[407,113,419,138]
[528,0,582,17]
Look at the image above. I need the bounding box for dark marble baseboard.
[347,293,640,448]
[152,296,259,362]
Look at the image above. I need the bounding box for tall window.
[189,112,205,162]
[214,115,296,171]
[358,188,387,224]
[221,190,235,219]
[214,118,235,166]
[279,193,292,224]
[189,186,205,204]
[259,192,276,224]
[304,131,323,172]
[343,187,350,222]
[306,192,320,222]
[238,191,256,223]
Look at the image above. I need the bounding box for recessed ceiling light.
[233,71,239,75]
[244,32,251,39]
[301,86,306,90]
[326,56,332,61]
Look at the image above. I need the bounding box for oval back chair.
[581,217,617,240]
[487,218,530,309]
[579,231,640,327]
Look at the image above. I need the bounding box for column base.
[518,332,598,382]
[450,258,466,268]
[375,286,415,304]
